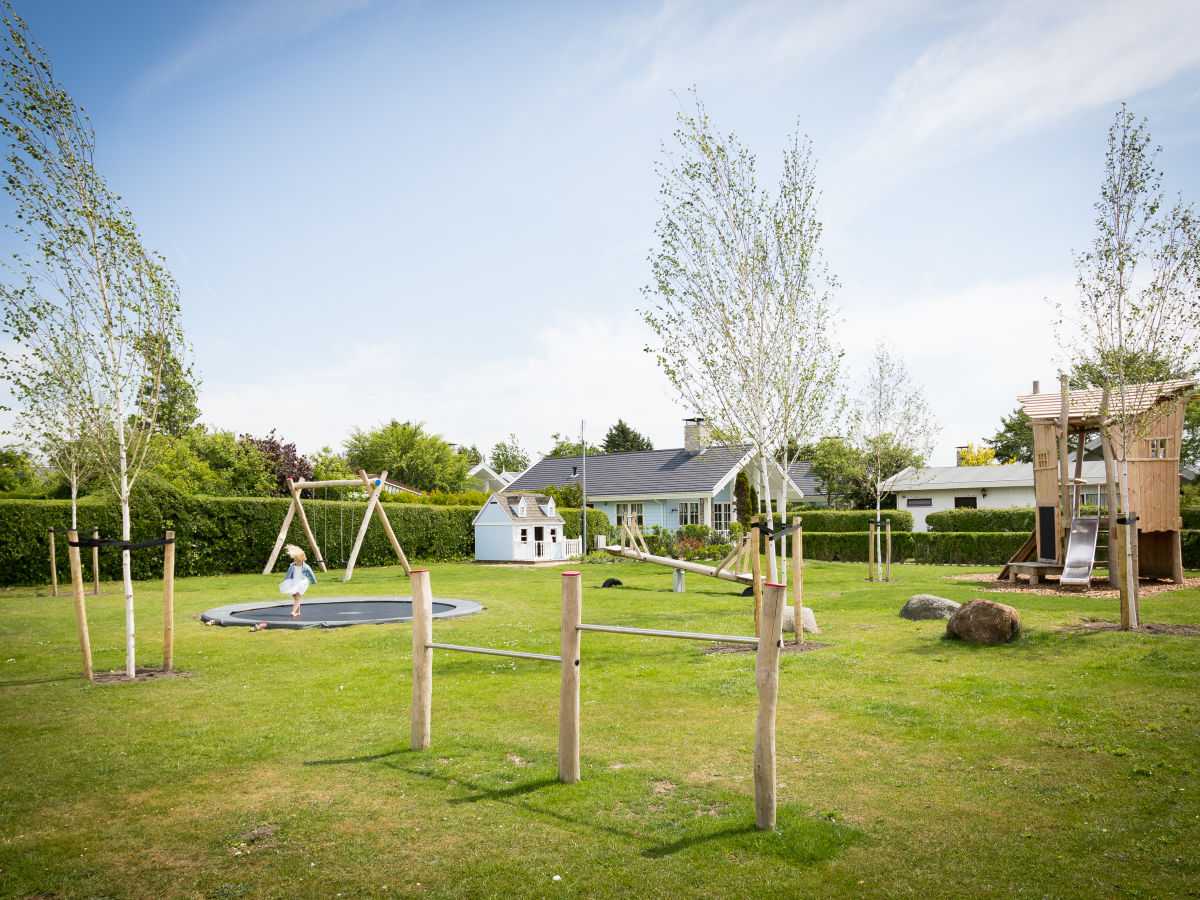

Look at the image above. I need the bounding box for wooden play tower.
[1001,377,1196,587]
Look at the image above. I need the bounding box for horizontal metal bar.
[426,642,561,662]
[577,624,759,645]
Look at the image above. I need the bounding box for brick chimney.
[683,417,711,452]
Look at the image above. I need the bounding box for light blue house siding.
[474,501,514,561]
[593,483,736,532]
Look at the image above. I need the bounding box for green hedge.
[803,531,1028,566]
[0,490,615,587]
[925,507,1036,533]
[560,508,613,544]
[1182,507,1200,530]
[783,509,913,532]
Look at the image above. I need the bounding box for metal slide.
[1059,517,1101,586]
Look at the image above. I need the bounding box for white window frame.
[713,502,731,533]
[678,501,701,526]
[615,502,644,527]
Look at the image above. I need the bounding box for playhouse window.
[1036,451,1049,468]
[550,528,558,543]
[520,528,528,543]
[679,501,701,525]
[1149,438,1169,459]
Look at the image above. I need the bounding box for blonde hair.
[285,544,306,563]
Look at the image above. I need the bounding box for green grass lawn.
[1,559,1198,899]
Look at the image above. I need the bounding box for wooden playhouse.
[1000,378,1196,586]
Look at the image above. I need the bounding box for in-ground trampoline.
[201,596,483,629]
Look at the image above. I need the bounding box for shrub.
[925,507,1036,533]
[1182,507,1200,530]
[782,509,914,532]
[799,530,1031,565]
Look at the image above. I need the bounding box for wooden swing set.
[263,469,411,582]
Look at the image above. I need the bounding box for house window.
[519,528,528,543]
[906,497,933,508]
[954,496,978,509]
[679,501,701,526]
[713,502,731,533]
[615,502,644,527]
[1149,438,1169,459]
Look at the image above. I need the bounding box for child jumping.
[279,544,317,617]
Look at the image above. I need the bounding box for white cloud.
[136,0,385,97]
[840,274,1075,464]
[198,311,687,460]
[854,0,1200,175]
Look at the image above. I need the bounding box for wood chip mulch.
[90,666,192,685]
[945,573,1200,599]
[1057,621,1200,636]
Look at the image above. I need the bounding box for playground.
[1,559,1198,898]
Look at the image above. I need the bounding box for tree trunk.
[69,459,78,530]
[1120,456,1139,630]
[756,455,779,582]
[875,488,883,582]
[1099,390,1120,592]
[118,422,135,678]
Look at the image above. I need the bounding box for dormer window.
[517,498,527,518]
[547,498,556,517]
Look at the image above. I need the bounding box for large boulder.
[781,605,820,635]
[946,599,1021,644]
[900,594,961,621]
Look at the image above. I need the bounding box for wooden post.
[343,472,387,582]
[1073,430,1085,517]
[289,479,327,573]
[162,530,175,672]
[558,570,582,784]
[49,528,58,598]
[885,520,892,582]
[66,531,93,682]
[754,581,785,830]
[91,527,100,595]
[791,517,803,646]
[1172,530,1185,585]
[868,522,876,582]
[263,493,299,574]
[410,569,433,750]
[360,469,411,574]
[751,516,762,637]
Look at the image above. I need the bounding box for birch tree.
[0,6,186,676]
[642,92,842,581]
[1058,105,1200,627]
[848,342,936,580]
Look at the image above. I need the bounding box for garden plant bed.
[1,559,1198,898]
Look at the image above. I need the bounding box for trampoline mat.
[201,596,482,629]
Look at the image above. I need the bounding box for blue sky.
[6,0,1200,466]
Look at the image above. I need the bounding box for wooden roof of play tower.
[1016,379,1197,426]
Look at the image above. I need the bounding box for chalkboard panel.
[1038,506,1057,562]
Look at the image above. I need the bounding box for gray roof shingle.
[507,446,750,497]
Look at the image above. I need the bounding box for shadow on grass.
[387,751,861,865]
[303,748,409,766]
[0,674,78,687]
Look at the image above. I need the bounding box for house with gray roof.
[473,492,580,561]
[504,419,808,538]
[883,461,1110,531]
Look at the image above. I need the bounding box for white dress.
[279,563,313,596]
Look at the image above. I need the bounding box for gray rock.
[781,605,820,634]
[946,599,1021,644]
[900,594,961,621]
